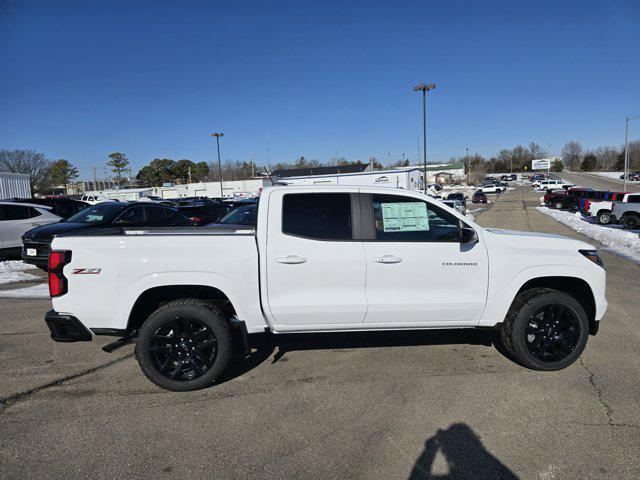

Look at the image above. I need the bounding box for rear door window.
[282,193,352,240]
[115,206,147,224]
[1,204,31,220]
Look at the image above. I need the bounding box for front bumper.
[45,310,92,342]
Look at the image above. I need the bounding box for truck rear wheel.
[500,288,589,371]
[134,299,232,391]
[597,210,612,225]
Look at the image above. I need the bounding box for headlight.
[579,249,604,268]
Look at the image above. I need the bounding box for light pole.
[466,147,470,184]
[413,83,436,193]
[211,133,224,199]
[623,115,640,191]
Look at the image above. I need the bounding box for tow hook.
[102,330,138,353]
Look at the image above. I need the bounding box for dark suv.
[22,202,193,269]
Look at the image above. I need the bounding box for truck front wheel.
[501,288,589,371]
[134,299,232,391]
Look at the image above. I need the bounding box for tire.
[621,214,640,230]
[134,299,233,391]
[500,288,589,371]
[597,211,611,225]
[555,202,563,209]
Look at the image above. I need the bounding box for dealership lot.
[1,186,639,479]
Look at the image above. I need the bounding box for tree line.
[2,138,638,195]
[450,140,640,177]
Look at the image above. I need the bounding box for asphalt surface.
[1,186,639,479]
[554,171,640,192]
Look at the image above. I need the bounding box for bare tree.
[0,149,52,195]
[592,146,619,171]
[561,141,583,171]
[528,142,544,160]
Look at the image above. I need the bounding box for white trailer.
[0,172,31,199]
[279,167,425,191]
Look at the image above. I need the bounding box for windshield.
[66,203,124,223]
[218,204,257,226]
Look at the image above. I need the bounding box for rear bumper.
[45,310,92,342]
[22,241,51,267]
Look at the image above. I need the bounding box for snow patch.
[536,207,640,263]
[0,260,38,273]
[0,261,41,285]
[0,283,49,299]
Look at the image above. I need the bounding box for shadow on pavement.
[217,328,512,385]
[408,423,519,479]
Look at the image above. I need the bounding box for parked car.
[445,192,466,206]
[539,179,573,190]
[509,174,518,181]
[441,199,466,215]
[472,190,488,203]
[480,184,505,194]
[178,200,233,226]
[587,192,640,224]
[0,202,62,260]
[3,196,89,220]
[207,203,258,227]
[22,202,192,269]
[80,194,112,205]
[611,200,640,229]
[44,185,606,391]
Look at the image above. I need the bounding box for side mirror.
[460,227,478,244]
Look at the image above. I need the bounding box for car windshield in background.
[66,203,124,223]
[218,204,257,226]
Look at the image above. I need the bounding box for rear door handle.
[275,255,307,264]
[373,255,403,264]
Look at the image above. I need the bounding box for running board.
[102,330,138,353]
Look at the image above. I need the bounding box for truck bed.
[51,228,267,334]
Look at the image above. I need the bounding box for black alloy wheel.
[135,299,232,391]
[150,317,217,381]
[525,304,580,362]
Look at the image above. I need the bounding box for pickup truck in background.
[611,201,640,229]
[589,193,640,225]
[44,186,607,391]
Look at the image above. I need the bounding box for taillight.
[190,216,204,225]
[48,250,72,297]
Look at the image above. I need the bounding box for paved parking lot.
[1,186,639,479]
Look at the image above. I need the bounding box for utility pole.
[92,165,98,191]
[623,115,640,191]
[413,83,436,194]
[211,133,224,199]
[466,147,470,184]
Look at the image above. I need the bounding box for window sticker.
[381,202,429,232]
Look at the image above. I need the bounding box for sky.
[1,0,639,179]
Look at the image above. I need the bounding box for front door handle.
[275,255,307,264]
[373,255,403,264]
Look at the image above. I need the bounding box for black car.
[22,202,193,268]
[445,193,466,206]
[3,196,89,220]
[207,203,258,227]
[178,200,233,226]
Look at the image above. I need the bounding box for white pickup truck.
[588,192,640,225]
[44,186,607,391]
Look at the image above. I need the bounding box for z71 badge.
[72,268,102,275]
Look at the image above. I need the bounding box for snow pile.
[536,207,640,263]
[0,261,40,285]
[0,260,38,273]
[0,283,49,299]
